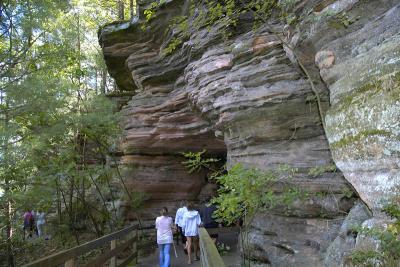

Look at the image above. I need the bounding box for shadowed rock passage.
[99,0,399,266]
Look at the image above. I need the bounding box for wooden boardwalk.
[137,230,240,267]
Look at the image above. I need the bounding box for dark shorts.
[24,221,33,230]
[204,223,218,228]
[177,226,187,243]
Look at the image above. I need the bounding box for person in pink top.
[155,207,175,267]
[23,210,34,239]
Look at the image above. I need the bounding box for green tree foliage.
[181,151,301,225]
[350,194,400,267]
[0,0,139,265]
[140,0,306,64]
[211,163,278,224]
[181,149,220,173]
[141,0,292,55]
[209,163,304,225]
[181,151,301,267]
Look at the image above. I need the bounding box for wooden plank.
[119,228,138,267]
[135,228,139,264]
[199,228,226,267]
[133,242,138,264]
[117,251,137,267]
[64,258,75,267]
[110,239,117,267]
[24,225,137,267]
[83,235,137,267]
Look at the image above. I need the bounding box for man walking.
[174,200,188,248]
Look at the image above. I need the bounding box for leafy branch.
[181,149,220,173]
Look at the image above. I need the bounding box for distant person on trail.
[23,210,34,239]
[174,200,188,248]
[36,210,46,237]
[182,202,202,264]
[199,199,219,242]
[32,210,38,236]
[156,207,175,267]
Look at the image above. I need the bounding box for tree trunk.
[95,69,98,94]
[4,79,15,267]
[101,67,107,94]
[68,176,74,220]
[58,182,80,245]
[4,13,15,267]
[5,183,15,267]
[113,80,117,92]
[118,0,125,20]
[130,0,134,19]
[56,179,62,225]
[73,183,103,237]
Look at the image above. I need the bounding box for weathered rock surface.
[316,2,400,213]
[324,201,372,267]
[248,213,344,266]
[99,0,399,265]
[288,0,400,214]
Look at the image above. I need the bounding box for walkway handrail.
[24,225,138,267]
[199,227,226,267]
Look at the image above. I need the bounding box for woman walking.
[182,202,202,264]
[174,200,188,247]
[36,210,46,237]
[155,207,174,267]
[23,210,34,239]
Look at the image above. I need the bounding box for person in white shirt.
[174,200,188,247]
[182,202,202,264]
[36,210,46,237]
[156,207,174,267]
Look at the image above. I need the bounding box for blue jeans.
[158,243,171,267]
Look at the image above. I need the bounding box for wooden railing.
[199,227,226,267]
[24,225,138,267]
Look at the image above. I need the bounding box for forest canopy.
[0,1,137,265]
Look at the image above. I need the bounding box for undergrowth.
[349,191,400,267]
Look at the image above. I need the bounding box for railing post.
[134,228,138,264]
[65,258,75,267]
[23,225,137,267]
[110,239,117,267]
[199,228,226,267]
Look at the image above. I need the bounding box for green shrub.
[308,164,337,177]
[210,163,307,224]
[350,194,400,266]
[163,37,183,56]
[181,149,220,173]
[143,0,167,22]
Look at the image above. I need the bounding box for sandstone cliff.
[99,0,399,266]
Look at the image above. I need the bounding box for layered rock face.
[308,1,400,214]
[100,0,399,266]
[101,0,227,219]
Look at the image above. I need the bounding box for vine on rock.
[143,0,285,55]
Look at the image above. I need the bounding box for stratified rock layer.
[100,0,399,266]
[312,2,400,213]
